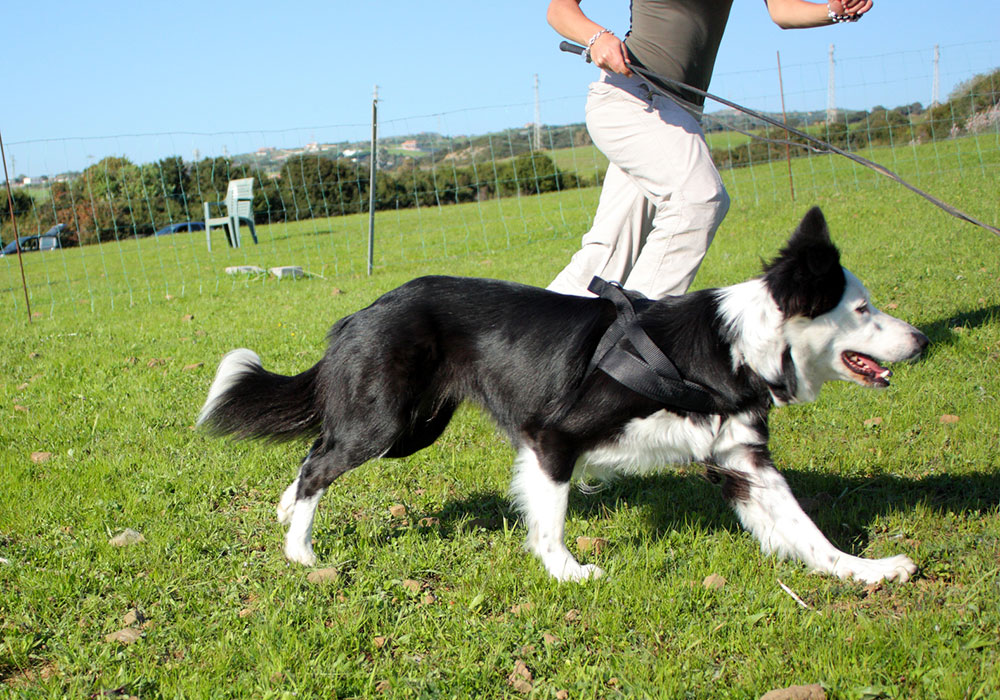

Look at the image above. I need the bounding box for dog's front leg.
[509,446,602,582]
[715,445,915,584]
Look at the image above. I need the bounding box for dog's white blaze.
[510,447,602,582]
[837,271,926,361]
[580,410,719,479]
[284,489,323,566]
[197,348,261,425]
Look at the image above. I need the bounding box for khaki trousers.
[548,71,730,298]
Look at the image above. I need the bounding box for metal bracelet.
[584,28,612,62]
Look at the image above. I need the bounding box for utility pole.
[826,44,836,124]
[931,45,940,107]
[777,51,795,201]
[533,74,542,151]
[367,84,378,276]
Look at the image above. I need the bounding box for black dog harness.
[584,277,722,414]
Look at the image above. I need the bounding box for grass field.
[546,130,754,182]
[2,136,999,698]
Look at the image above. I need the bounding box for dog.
[199,207,928,584]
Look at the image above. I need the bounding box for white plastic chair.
[203,178,258,251]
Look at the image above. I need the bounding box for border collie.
[199,207,928,584]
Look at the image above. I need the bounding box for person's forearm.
[766,0,872,29]
[546,0,605,45]
[546,0,632,75]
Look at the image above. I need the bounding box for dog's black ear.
[763,207,846,318]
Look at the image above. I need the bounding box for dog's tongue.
[846,351,893,386]
[854,353,888,376]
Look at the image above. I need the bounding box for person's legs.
[546,162,654,296]
[548,74,730,298]
[620,90,730,297]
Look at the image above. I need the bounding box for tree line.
[2,151,581,246]
[709,67,999,170]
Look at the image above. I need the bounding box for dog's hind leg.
[282,438,326,566]
[510,444,601,582]
[282,437,376,566]
[281,374,451,565]
[277,437,323,526]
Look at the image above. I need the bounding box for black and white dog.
[199,207,928,584]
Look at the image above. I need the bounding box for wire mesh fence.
[3,42,998,320]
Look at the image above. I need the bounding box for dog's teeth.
[879,369,891,378]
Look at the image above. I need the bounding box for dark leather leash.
[560,41,1000,239]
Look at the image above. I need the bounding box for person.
[546,0,875,298]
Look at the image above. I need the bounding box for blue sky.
[5,1,998,176]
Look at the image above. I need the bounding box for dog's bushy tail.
[197,348,322,441]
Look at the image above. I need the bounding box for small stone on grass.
[759,683,826,700]
[306,567,340,584]
[104,628,142,645]
[109,529,145,547]
[576,536,608,554]
[703,573,727,590]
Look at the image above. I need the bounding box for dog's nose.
[912,331,930,355]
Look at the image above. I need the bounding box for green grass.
[547,144,609,181]
[2,136,999,698]
[546,131,754,180]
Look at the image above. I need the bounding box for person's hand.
[589,32,632,76]
[829,0,873,18]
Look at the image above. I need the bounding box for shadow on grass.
[422,466,1000,557]
[920,304,1000,350]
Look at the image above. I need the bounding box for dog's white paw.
[833,553,916,584]
[284,540,317,567]
[536,547,605,582]
[554,562,605,583]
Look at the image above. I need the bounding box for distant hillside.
[703,106,907,133]
[232,124,591,175]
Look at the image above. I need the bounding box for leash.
[560,41,1000,239]
[582,277,724,413]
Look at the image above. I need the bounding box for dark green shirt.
[624,0,735,106]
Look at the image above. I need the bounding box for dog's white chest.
[579,410,720,478]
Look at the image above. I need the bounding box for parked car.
[154,221,205,237]
[0,224,67,256]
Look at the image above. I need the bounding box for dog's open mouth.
[842,351,892,387]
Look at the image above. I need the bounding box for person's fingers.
[838,0,873,15]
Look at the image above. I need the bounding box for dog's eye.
[855,303,870,315]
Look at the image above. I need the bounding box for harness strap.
[585,277,721,414]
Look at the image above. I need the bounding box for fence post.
[776,51,795,201]
[367,85,378,276]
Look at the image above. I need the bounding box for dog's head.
[761,207,929,401]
